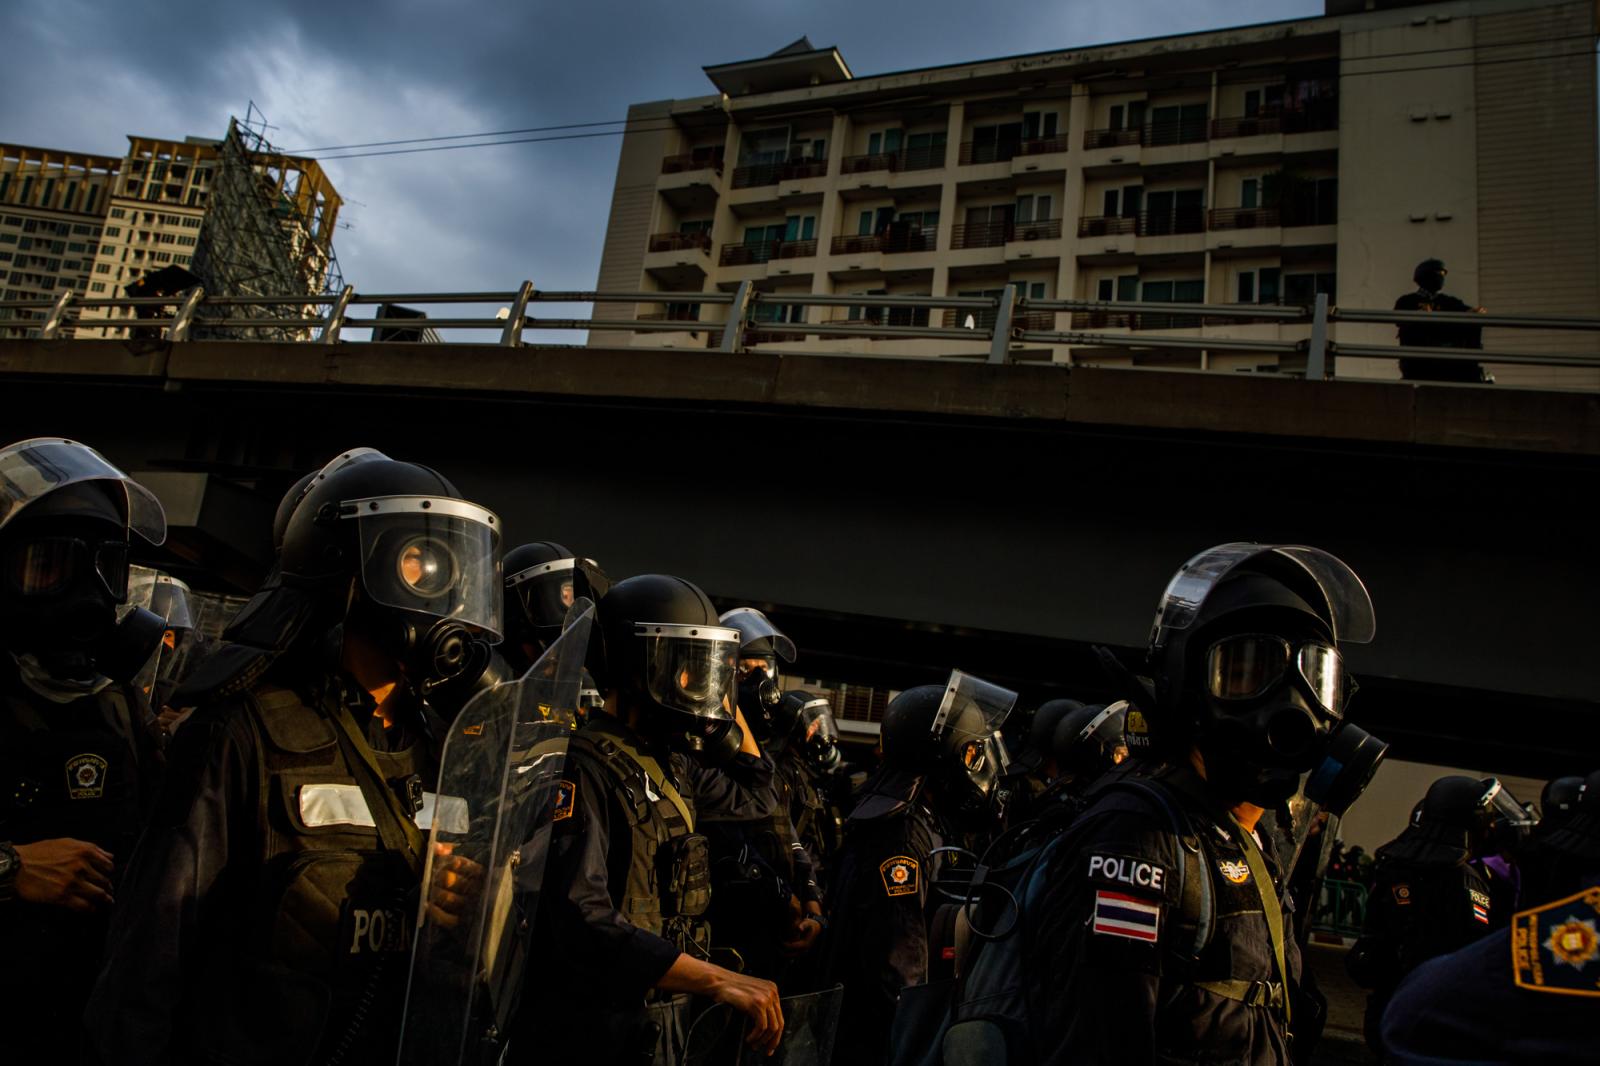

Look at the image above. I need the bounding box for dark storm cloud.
[2,0,1316,305]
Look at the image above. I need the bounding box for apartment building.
[0,128,340,339]
[594,0,1600,387]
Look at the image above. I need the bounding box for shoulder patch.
[1393,883,1412,906]
[1512,888,1600,997]
[1217,859,1251,885]
[66,753,108,799]
[1094,890,1161,943]
[879,855,920,898]
[1470,888,1491,924]
[553,779,576,822]
[1087,852,1167,893]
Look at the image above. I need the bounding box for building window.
[90,282,106,293]
[1241,179,1259,209]
[1015,194,1053,222]
[1259,267,1281,303]
[1284,272,1336,303]
[1237,271,1256,303]
[95,263,109,273]
[105,226,120,237]
[110,207,125,219]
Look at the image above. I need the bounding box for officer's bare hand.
[780,895,822,956]
[426,843,486,928]
[14,838,115,913]
[714,970,784,1054]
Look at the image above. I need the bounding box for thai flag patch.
[1093,890,1161,942]
[1471,889,1491,924]
[1473,902,1490,923]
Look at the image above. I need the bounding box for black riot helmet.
[1147,542,1386,809]
[272,447,389,556]
[1414,258,1447,295]
[1013,698,1081,778]
[1541,777,1586,833]
[929,671,1018,827]
[504,541,610,666]
[1382,775,1520,867]
[720,607,796,740]
[0,438,169,681]
[1053,700,1129,782]
[1540,770,1600,867]
[593,574,740,752]
[276,455,504,697]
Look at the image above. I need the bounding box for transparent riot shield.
[396,603,593,1066]
[684,986,846,1066]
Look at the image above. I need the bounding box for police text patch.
[553,780,576,822]
[1088,853,1166,893]
[1471,888,1491,924]
[880,856,920,898]
[1093,890,1161,943]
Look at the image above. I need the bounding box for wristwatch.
[0,841,20,903]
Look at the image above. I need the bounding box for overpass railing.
[2,282,1598,380]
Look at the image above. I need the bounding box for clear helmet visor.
[797,699,839,745]
[1204,634,1350,718]
[127,565,195,630]
[637,623,741,723]
[508,557,579,629]
[1150,543,1375,649]
[933,670,1018,795]
[0,438,166,545]
[1485,780,1538,831]
[718,607,797,663]
[348,496,503,642]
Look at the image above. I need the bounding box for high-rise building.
[0,123,341,339]
[593,0,1599,387]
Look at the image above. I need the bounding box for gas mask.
[340,496,503,700]
[737,666,782,738]
[931,670,1018,831]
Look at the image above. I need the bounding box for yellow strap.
[590,722,695,833]
[1231,818,1291,1029]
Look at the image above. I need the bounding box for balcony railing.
[1137,208,1207,237]
[1077,215,1139,238]
[660,151,724,175]
[1208,205,1338,230]
[730,158,828,189]
[1082,127,1142,150]
[1211,103,1339,140]
[830,230,938,255]
[958,136,1070,166]
[647,231,713,254]
[1081,122,1209,150]
[941,309,1057,331]
[840,145,948,175]
[828,308,933,328]
[1071,309,1202,330]
[951,218,1064,249]
[637,309,702,324]
[718,238,818,266]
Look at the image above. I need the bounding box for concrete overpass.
[2,336,1595,776]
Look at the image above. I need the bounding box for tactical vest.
[193,683,431,1066]
[778,749,827,858]
[569,725,710,954]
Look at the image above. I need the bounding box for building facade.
[0,128,340,339]
[593,0,1600,387]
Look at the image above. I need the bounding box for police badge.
[1512,888,1600,997]
[66,753,109,800]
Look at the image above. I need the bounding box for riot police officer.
[701,608,823,979]
[85,452,505,1065]
[517,574,783,1065]
[502,540,610,673]
[770,689,850,895]
[1381,768,1600,1064]
[1011,543,1387,1065]
[825,671,1016,1066]
[0,438,169,1059]
[1349,774,1520,1053]
[1395,257,1488,383]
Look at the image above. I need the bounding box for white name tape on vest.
[1088,853,1167,892]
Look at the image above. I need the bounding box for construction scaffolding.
[190,114,343,340]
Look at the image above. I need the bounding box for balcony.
[1082,121,1208,150]
[958,136,1070,166]
[951,218,1063,250]
[717,238,818,266]
[661,150,725,175]
[648,231,712,254]
[830,230,937,256]
[1208,205,1337,230]
[827,307,932,328]
[1138,208,1207,237]
[940,309,1057,332]
[840,145,948,175]
[637,309,703,325]
[730,159,828,189]
[1211,103,1338,140]
[1077,215,1138,238]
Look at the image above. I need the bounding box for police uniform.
[824,791,943,1066]
[1350,854,1495,1049]
[1021,763,1300,1065]
[0,663,156,1057]
[1394,289,1485,382]
[85,676,437,1066]
[1381,888,1600,1064]
[773,744,828,901]
[516,713,775,1066]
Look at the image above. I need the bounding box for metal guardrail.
[2,282,1597,380]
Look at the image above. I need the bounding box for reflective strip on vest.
[298,783,468,833]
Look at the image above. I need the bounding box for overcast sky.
[2,0,1320,305]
